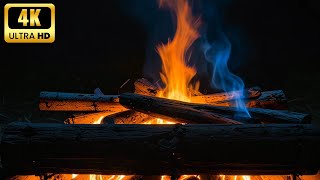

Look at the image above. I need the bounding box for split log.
[119,93,310,124]
[39,92,127,112]
[1,123,320,176]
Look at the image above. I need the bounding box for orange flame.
[157,0,201,102]
[74,0,250,179]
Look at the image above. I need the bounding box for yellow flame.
[90,174,103,180]
[71,174,78,179]
[93,115,105,124]
[157,0,200,102]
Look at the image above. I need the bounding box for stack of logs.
[1,78,318,180]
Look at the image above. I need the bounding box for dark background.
[0,0,320,123]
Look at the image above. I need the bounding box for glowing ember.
[72,174,78,179]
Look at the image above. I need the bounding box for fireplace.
[1,0,320,180]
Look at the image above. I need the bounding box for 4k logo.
[18,9,42,26]
[4,3,55,43]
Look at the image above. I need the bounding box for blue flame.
[203,33,251,119]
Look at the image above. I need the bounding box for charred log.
[202,90,287,110]
[120,93,241,124]
[119,93,310,124]
[1,123,319,176]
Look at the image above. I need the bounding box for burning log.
[199,90,288,110]
[64,111,117,124]
[134,78,160,96]
[120,93,241,124]
[39,91,127,112]
[246,90,287,109]
[119,93,310,124]
[102,110,153,124]
[38,87,284,113]
[190,86,262,103]
[1,123,320,176]
[134,78,204,96]
[100,79,158,125]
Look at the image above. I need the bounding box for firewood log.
[134,78,160,96]
[119,93,241,124]
[38,87,281,112]
[190,86,262,103]
[39,92,127,112]
[119,93,310,124]
[200,90,287,110]
[64,111,118,124]
[134,78,204,96]
[101,79,159,125]
[102,110,153,124]
[1,123,319,176]
[246,90,287,109]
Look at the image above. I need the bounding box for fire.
[75,0,250,179]
[155,0,251,180]
[157,0,200,102]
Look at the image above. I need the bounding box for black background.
[8,7,51,29]
[0,0,320,121]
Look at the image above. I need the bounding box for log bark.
[64,111,118,124]
[134,79,285,110]
[134,78,203,96]
[197,105,311,124]
[190,87,262,103]
[246,90,287,109]
[102,110,153,124]
[134,78,160,96]
[1,123,319,176]
[120,93,241,124]
[39,92,127,112]
[119,93,310,124]
[101,79,158,125]
[200,90,287,110]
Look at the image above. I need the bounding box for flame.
[92,115,105,124]
[73,0,250,179]
[72,174,78,179]
[157,0,200,102]
[155,1,251,180]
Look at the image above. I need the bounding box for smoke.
[202,33,250,118]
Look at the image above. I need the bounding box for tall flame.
[157,0,200,102]
[75,0,251,179]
